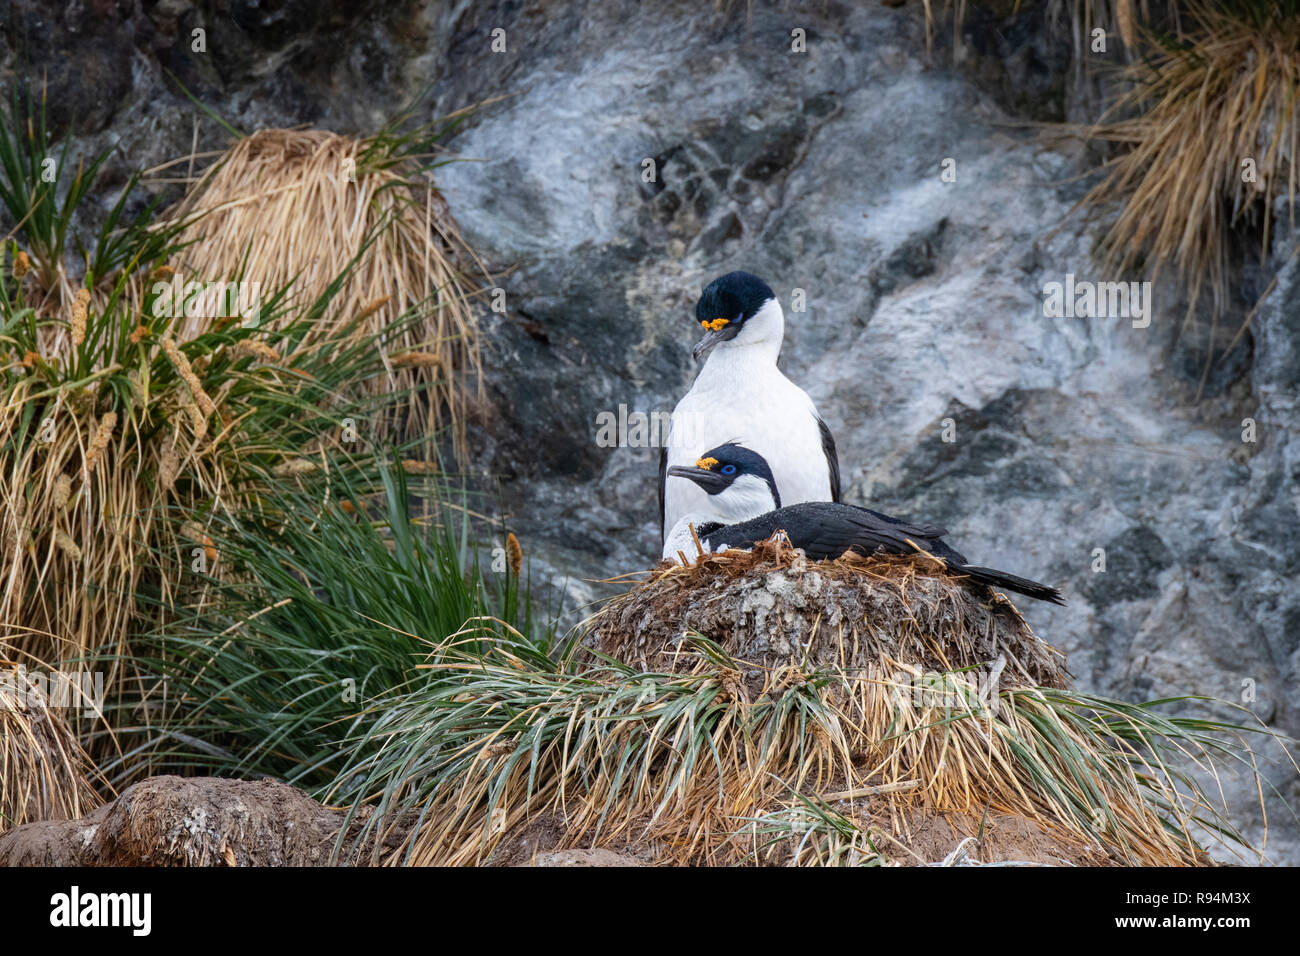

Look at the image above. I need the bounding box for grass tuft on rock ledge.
[332,542,1273,867]
[1,248,424,773]
[162,119,491,457]
[0,90,490,780]
[1076,0,1300,338]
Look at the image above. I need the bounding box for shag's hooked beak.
[692,321,740,362]
[666,464,727,493]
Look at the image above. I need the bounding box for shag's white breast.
[662,358,832,540]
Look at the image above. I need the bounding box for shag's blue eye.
[721,464,737,475]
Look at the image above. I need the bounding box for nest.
[523,542,1226,866]
[588,539,1070,693]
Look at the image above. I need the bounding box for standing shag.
[659,272,839,545]
[663,443,1065,606]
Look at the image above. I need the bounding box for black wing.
[849,505,966,564]
[853,506,947,539]
[818,417,841,503]
[658,444,668,544]
[704,502,926,560]
[703,503,1062,605]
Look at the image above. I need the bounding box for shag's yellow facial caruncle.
[696,456,720,470]
[691,272,776,363]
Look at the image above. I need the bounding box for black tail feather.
[956,565,1067,607]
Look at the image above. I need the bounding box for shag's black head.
[665,442,781,507]
[692,271,776,361]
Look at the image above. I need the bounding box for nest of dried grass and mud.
[589,538,1069,695]
[350,542,1242,868]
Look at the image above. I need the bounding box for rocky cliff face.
[5,0,1296,861]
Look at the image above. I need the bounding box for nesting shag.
[664,442,1065,606]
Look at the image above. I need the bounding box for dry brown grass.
[0,661,106,832]
[1,379,164,698]
[1078,1,1300,342]
[921,3,1297,377]
[162,128,489,456]
[0,255,407,775]
[1,350,223,730]
[1,105,487,807]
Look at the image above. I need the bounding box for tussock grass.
[924,2,1299,372]
[162,124,489,456]
[122,460,545,791]
[105,471,1272,866]
[329,544,1268,866]
[1,91,498,796]
[0,658,105,832]
[335,629,1259,866]
[0,243,423,771]
[740,799,887,867]
[0,90,186,326]
[1077,0,1300,349]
